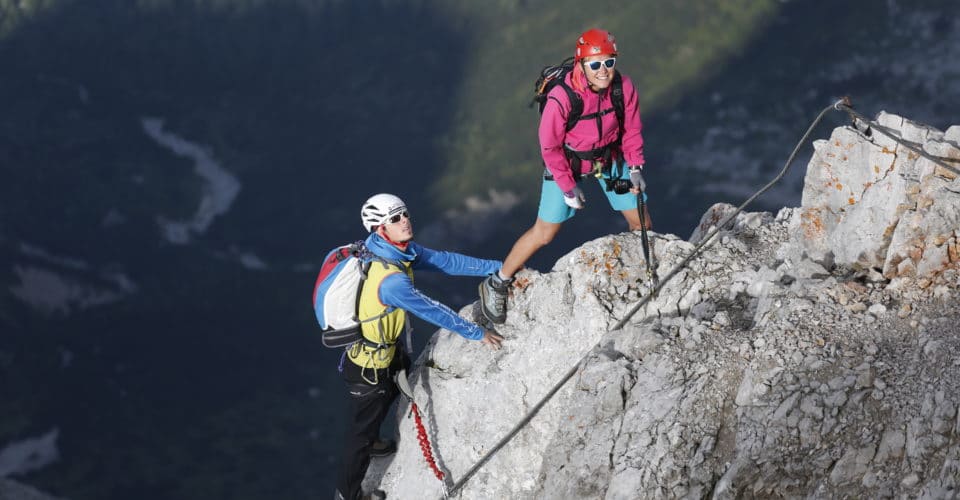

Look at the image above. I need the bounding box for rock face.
[369,113,960,499]
[796,112,960,287]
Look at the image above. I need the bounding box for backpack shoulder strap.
[556,79,583,133]
[610,72,625,139]
[353,256,373,321]
[553,75,620,134]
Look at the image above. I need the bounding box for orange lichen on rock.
[801,210,825,239]
[514,276,531,291]
[581,243,626,276]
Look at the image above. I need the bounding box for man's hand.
[563,186,586,209]
[629,166,646,194]
[481,330,503,350]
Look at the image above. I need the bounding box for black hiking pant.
[335,350,407,500]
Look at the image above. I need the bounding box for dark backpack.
[531,56,625,136]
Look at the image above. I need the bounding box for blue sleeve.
[379,273,485,341]
[410,242,502,276]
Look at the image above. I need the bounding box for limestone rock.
[369,113,960,499]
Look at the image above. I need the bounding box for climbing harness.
[351,313,414,385]
[441,97,960,498]
[543,145,619,183]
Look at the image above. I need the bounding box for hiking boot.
[479,273,512,324]
[369,439,396,457]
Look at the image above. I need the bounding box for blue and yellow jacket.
[347,233,501,370]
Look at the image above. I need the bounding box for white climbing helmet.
[361,193,408,232]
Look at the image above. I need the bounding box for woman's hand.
[563,186,586,209]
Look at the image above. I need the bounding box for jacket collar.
[364,233,418,263]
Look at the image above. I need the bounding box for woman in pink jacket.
[480,28,652,324]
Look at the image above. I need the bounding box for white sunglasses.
[584,57,616,71]
[385,211,410,224]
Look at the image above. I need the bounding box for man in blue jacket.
[335,193,503,500]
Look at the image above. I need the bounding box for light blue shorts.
[537,160,648,223]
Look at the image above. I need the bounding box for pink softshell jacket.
[538,70,646,194]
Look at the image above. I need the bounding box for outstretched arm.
[379,272,485,340]
[411,243,501,277]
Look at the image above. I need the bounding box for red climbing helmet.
[575,28,618,63]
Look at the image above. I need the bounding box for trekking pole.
[636,184,659,291]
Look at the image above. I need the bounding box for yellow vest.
[347,259,413,370]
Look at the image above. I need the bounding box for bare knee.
[529,221,561,246]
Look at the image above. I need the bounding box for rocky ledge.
[369,112,960,499]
